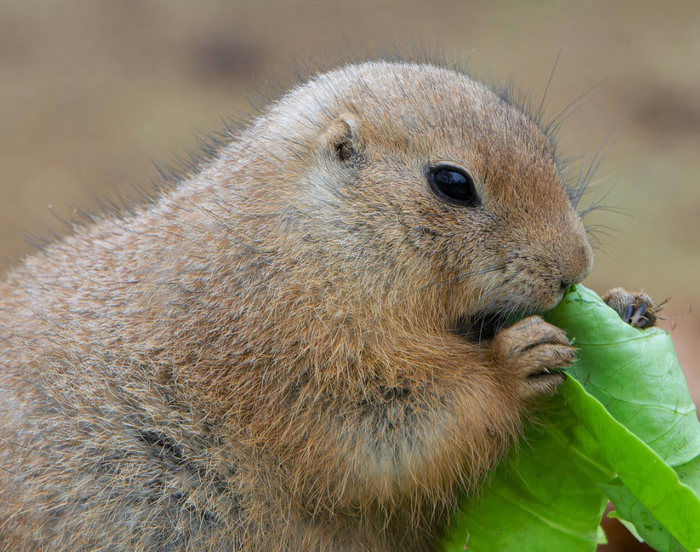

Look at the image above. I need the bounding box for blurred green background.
[0,1,697,548]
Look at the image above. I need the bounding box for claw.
[630,303,647,328]
[622,304,634,324]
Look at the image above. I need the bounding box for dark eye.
[428,165,479,206]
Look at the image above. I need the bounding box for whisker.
[478,284,505,353]
[420,263,507,290]
[578,180,629,220]
[536,49,561,124]
[566,136,616,209]
[544,79,607,137]
[473,278,514,350]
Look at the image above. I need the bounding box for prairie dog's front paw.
[492,316,575,399]
[602,287,663,329]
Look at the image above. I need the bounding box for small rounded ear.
[320,115,360,162]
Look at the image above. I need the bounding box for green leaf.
[607,511,642,542]
[545,285,700,467]
[441,394,611,552]
[603,481,688,552]
[547,286,700,549]
[562,376,700,550]
[440,285,700,552]
[597,525,608,545]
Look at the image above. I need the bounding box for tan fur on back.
[0,61,592,551]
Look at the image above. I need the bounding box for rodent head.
[226,61,593,339]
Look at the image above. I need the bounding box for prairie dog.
[0,61,594,551]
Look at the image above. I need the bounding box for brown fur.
[0,61,593,551]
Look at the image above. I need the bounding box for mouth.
[451,311,515,343]
[525,366,567,382]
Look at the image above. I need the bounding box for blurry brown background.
[0,1,698,549]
